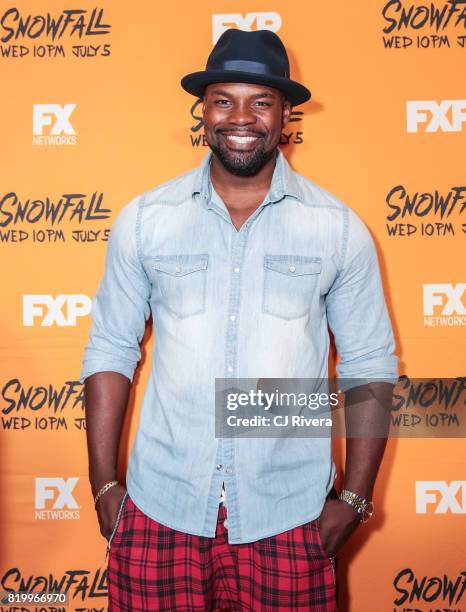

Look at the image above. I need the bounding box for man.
[81,29,398,611]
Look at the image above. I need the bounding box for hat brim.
[180,70,311,106]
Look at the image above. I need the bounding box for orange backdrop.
[1,1,465,610]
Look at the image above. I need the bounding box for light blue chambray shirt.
[80,149,398,544]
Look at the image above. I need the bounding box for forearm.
[342,381,394,500]
[84,371,131,497]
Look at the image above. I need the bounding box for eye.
[215,99,231,106]
[254,101,272,107]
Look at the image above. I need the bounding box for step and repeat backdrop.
[1,1,465,610]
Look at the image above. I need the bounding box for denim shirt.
[80,149,398,544]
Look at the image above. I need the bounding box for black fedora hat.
[181,29,311,106]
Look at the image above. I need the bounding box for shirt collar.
[192,148,303,209]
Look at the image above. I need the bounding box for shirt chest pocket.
[262,254,322,320]
[149,254,209,318]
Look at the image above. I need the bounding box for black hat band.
[207,59,288,79]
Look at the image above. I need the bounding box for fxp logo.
[212,12,281,44]
[416,481,466,514]
[188,99,304,147]
[23,294,92,327]
[406,100,466,133]
[32,103,77,145]
[35,477,80,520]
[423,283,466,327]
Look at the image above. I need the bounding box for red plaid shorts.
[107,493,337,611]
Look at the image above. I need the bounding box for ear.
[281,98,292,128]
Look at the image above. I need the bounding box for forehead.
[204,82,282,98]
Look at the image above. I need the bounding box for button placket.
[221,216,256,540]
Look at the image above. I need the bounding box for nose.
[227,101,256,126]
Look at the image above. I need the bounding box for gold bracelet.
[94,480,119,507]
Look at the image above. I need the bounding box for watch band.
[339,488,374,523]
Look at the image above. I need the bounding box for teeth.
[225,135,258,143]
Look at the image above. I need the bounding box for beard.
[208,132,276,177]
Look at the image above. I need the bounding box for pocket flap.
[264,255,322,276]
[152,254,208,276]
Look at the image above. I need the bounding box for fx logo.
[212,12,282,44]
[35,477,79,510]
[23,294,92,326]
[416,481,466,514]
[406,100,466,133]
[32,104,76,135]
[423,284,466,316]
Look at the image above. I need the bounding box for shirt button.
[230,315,236,321]
[225,467,233,475]
[289,265,296,272]
[227,366,233,373]
[234,267,240,273]
[175,266,182,273]
[216,464,223,471]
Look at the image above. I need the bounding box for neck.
[210,150,278,199]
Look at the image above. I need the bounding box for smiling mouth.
[224,135,259,143]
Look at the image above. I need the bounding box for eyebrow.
[209,89,278,100]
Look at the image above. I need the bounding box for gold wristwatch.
[338,489,374,523]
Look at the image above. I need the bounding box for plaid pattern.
[107,493,337,611]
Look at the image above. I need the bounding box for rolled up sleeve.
[325,208,399,392]
[79,195,151,384]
